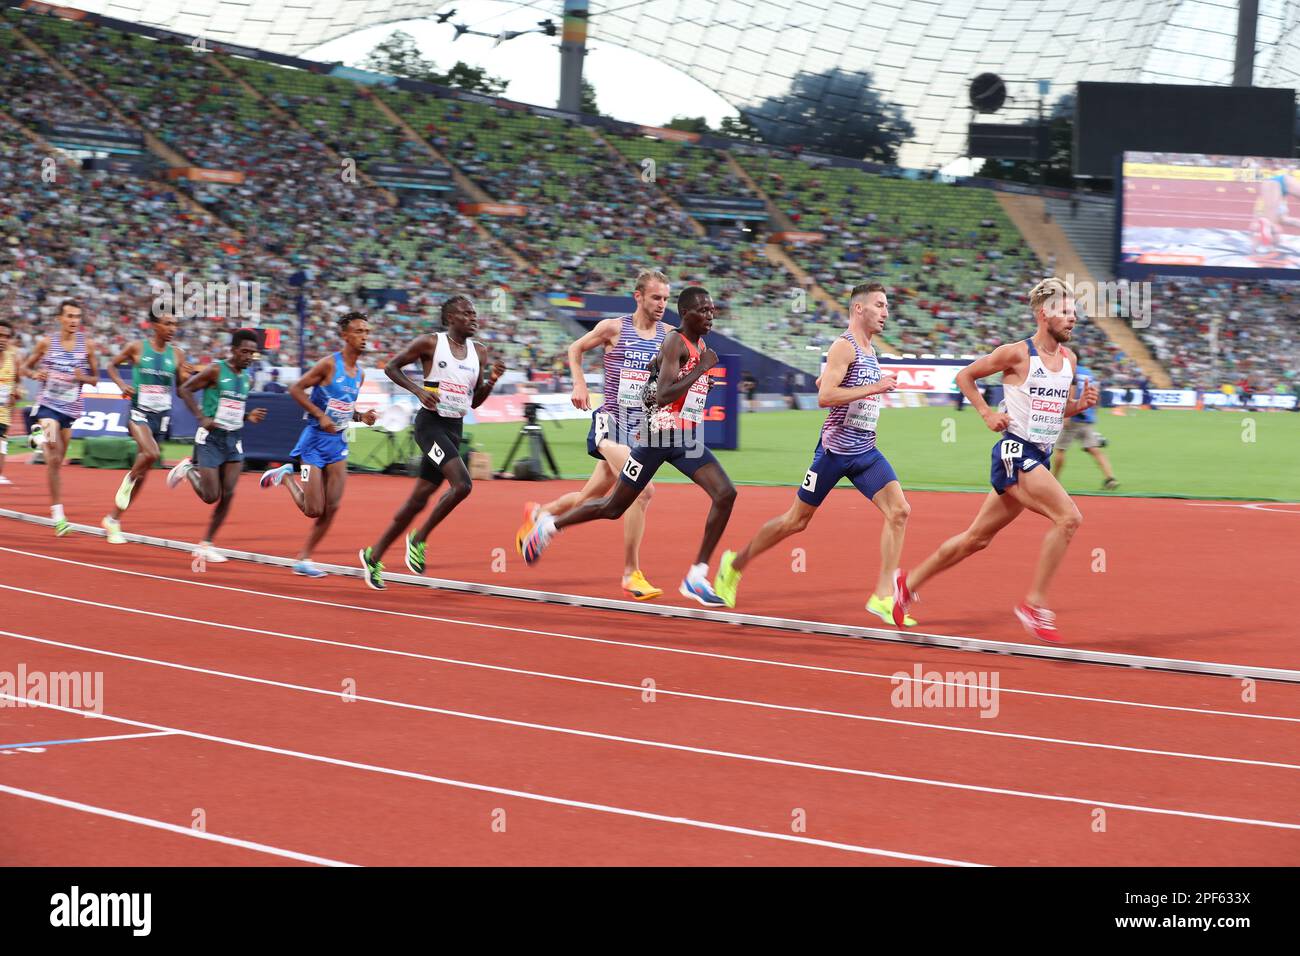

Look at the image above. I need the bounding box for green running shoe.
[359,547,386,590]
[102,515,126,545]
[713,549,741,609]
[405,533,426,575]
[114,473,137,511]
[54,517,70,537]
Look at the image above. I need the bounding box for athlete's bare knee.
[1058,507,1082,536]
[713,483,737,510]
[447,480,472,503]
[886,499,911,526]
[786,508,812,534]
[965,531,993,554]
[139,450,159,469]
[303,502,324,519]
[600,495,630,520]
[638,482,655,507]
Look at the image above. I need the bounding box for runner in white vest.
[892,278,1100,644]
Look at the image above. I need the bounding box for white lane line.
[3,636,1299,832]
[0,694,982,866]
[1,546,1293,725]
[6,584,1298,771]
[0,783,357,867]
[0,730,176,749]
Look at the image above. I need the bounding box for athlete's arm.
[179,364,219,430]
[21,338,49,380]
[384,335,438,412]
[290,355,338,431]
[80,338,100,385]
[104,341,141,399]
[471,342,506,408]
[817,338,897,407]
[652,334,715,407]
[173,346,196,384]
[957,342,1023,428]
[1062,350,1099,417]
[567,318,619,410]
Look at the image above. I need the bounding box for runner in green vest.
[102,311,193,543]
[167,329,267,564]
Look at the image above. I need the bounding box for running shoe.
[1014,602,1061,644]
[102,515,126,545]
[679,573,727,608]
[197,543,227,563]
[0,475,12,485]
[891,568,918,627]
[28,423,44,447]
[53,517,70,537]
[359,547,386,590]
[621,569,663,601]
[867,593,916,627]
[515,501,541,555]
[166,457,194,489]
[293,560,327,578]
[114,473,137,511]
[260,463,293,489]
[1102,477,1120,491]
[405,532,426,575]
[521,513,555,566]
[712,550,741,608]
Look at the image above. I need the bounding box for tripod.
[500,403,561,479]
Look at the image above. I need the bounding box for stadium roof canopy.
[62,0,1300,168]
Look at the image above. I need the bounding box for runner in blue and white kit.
[21,300,101,536]
[259,313,378,578]
[518,269,671,601]
[712,282,914,624]
[893,278,1100,644]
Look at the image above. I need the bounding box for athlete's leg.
[412,455,473,542]
[684,461,736,567]
[732,497,815,573]
[370,476,440,559]
[1003,465,1082,607]
[186,463,222,504]
[283,461,325,518]
[868,480,910,599]
[597,441,653,577]
[109,421,160,520]
[553,477,641,528]
[541,460,614,516]
[204,460,242,542]
[1084,446,1117,481]
[907,490,1024,592]
[299,461,346,561]
[40,418,68,506]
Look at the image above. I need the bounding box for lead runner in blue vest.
[892,278,1100,644]
[359,296,505,590]
[258,312,378,578]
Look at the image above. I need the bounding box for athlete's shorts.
[194,425,244,469]
[128,406,170,443]
[1055,419,1103,451]
[0,423,8,440]
[34,406,77,430]
[291,425,348,469]
[618,429,719,492]
[413,409,466,483]
[586,409,646,460]
[990,433,1053,495]
[797,442,899,507]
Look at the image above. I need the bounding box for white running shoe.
[102,515,126,545]
[167,457,194,489]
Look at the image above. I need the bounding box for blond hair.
[1028,277,1073,314]
[633,269,669,294]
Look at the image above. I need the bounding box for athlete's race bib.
[325,397,354,428]
[617,367,650,408]
[1027,397,1065,448]
[679,378,709,424]
[194,427,209,445]
[436,381,471,418]
[138,383,172,412]
[845,395,881,432]
[46,371,79,405]
[213,396,245,431]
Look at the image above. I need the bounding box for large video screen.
[1118,151,1300,280]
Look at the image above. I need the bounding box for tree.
[750,68,913,163]
[580,79,601,116]
[718,113,763,143]
[360,30,509,95]
[665,116,710,133]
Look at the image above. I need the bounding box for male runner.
[712,282,915,625]
[166,329,267,562]
[359,296,505,589]
[21,301,101,535]
[518,287,736,607]
[0,320,21,486]
[260,312,378,577]
[1051,355,1119,491]
[101,310,192,543]
[892,278,1100,643]
[520,268,671,600]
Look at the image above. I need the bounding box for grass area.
[463,407,1300,501]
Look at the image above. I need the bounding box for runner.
[21,301,101,535]
[259,312,378,577]
[1051,354,1119,491]
[712,282,915,625]
[165,329,267,562]
[101,310,192,543]
[0,320,21,487]
[519,268,671,600]
[518,286,736,607]
[358,296,505,590]
[892,278,1100,643]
